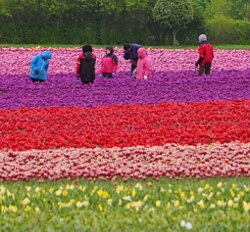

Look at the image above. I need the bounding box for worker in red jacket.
[195,34,214,75]
[99,47,118,78]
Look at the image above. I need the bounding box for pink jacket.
[136,48,152,80]
[100,56,118,74]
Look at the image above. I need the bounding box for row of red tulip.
[0,100,249,151]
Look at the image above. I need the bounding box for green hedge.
[206,15,250,45]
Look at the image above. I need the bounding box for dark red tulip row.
[0,99,249,151]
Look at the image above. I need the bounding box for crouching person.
[99,47,118,78]
[135,48,152,80]
[30,51,52,83]
[123,43,142,77]
[76,45,96,84]
[195,34,214,75]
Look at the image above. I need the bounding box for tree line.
[0,0,249,45]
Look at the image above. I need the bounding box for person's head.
[82,44,93,53]
[105,46,114,55]
[124,43,131,52]
[137,48,147,58]
[198,34,207,44]
[41,51,52,59]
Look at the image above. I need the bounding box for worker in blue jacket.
[30,51,52,82]
[123,43,142,77]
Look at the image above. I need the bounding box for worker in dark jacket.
[123,43,142,77]
[195,34,214,75]
[76,45,96,84]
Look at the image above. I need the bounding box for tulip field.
[0,46,249,231]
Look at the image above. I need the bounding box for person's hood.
[137,48,147,58]
[106,46,114,55]
[41,51,52,59]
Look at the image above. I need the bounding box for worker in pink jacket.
[134,48,152,80]
[99,47,118,78]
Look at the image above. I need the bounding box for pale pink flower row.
[0,47,249,75]
[0,141,249,181]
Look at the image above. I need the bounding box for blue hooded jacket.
[124,44,142,61]
[30,51,52,81]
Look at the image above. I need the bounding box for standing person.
[99,47,118,78]
[123,43,142,77]
[195,34,214,75]
[76,44,96,84]
[30,51,52,83]
[135,48,152,80]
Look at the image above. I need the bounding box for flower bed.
[0,100,249,151]
[0,142,249,181]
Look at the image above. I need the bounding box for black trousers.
[130,59,138,77]
[199,62,212,75]
[102,73,113,78]
[31,78,45,83]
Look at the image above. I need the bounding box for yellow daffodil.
[76,201,89,208]
[198,188,204,193]
[143,194,149,202]
[160,187,165,192]
[228,200,234,207]
[79,185,86,192]
[21,198,30,206]
[98,204,104,211]
[186,196,194,203]
[205,184,210,189]
[91,186,98,195]
[55,189,62,196]
[1,205,7,212]
[132,189,136,197]
[62,190,68,197]
[132,201,143,211]
[209,203,216,209]
[149,207,155,213]
[116,185,124,194]
[155,200,161,207]
[97,189,109,199]
[66,184,74,190]
[217,200,226,207]
[217,182,223,188]
[243,201,250,212]
[107,199,113,206]
[165,203,171,210]
[8,205,18,213]
[123,196,132,201]
[174,200,180,207]
[198,200,205,209]
[24,206,31,212]
[135,183,143,190]
[232,184,237,189]
[125,202,132,209]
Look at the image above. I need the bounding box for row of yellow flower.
[0,182,249,214]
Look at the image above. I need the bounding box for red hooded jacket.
[100,56,118,74]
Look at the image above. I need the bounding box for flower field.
[0,47,249,231]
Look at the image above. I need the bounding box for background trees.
[0,0,249,45]
[153,0,194,46]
